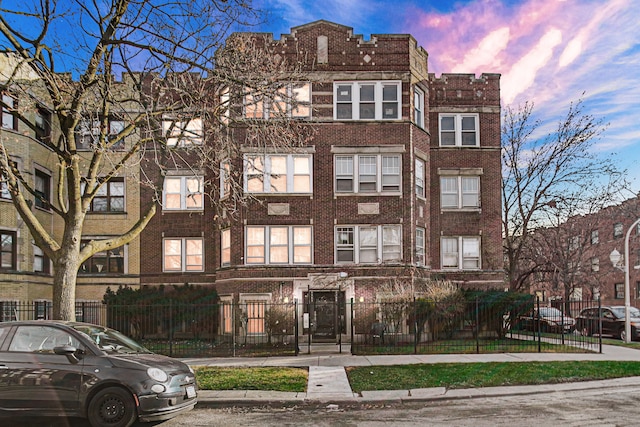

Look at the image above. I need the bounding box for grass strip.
[194,366,307,392]
[346,361,640,393]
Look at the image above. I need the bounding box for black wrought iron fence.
[350,297,603,355]
[0,300,299,358]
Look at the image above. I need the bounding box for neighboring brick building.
[139,21,504,342]
[0,56,143,320]
[529,195,640,306]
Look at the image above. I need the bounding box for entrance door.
[305,291,346,341]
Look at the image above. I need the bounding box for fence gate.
[304,290,345,342]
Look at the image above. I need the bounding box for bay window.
[245,225,312,265]
[244,153,312,194]
[335,225,402,264]
[334,81,401,120]
[335,154,401,194]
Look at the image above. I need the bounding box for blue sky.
[255,0,640,194]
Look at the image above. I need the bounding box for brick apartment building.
[529,195,640,306]
[139,20,504,341]
[1,21,504,341]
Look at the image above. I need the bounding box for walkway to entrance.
[300,342,351,355]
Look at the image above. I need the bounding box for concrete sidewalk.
[184,343,640,407]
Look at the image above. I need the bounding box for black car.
[0,321,197,427]
[516,307,576,333]
[576,306,640,341]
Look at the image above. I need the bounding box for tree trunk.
[52,252,80,321]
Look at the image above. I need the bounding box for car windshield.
[538,307,563,317]
[72,324,151,354]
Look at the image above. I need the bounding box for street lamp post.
[609,217,640,343]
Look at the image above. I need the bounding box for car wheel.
[580,327,591,337]
[87,386,137,427]
[620,330,627,341]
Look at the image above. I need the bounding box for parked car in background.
[576,306,640,341]
[0,321,197,427]
[516,307,576,333]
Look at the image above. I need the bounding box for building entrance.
[304,290,346,342]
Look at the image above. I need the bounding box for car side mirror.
[54,345,82,364]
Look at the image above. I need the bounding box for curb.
[194,376,640,409]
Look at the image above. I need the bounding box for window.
[1,231,16,270]
[34,301,51,320]
[221,229,230,266]
[0,175,10,200]
[163,175,203,211]
[335,154,401,194]
[414,87,424,128]
[163,238,203,272]
[244,154,312,194]
[8,325,81,353]
[334,81,401,120]
[440,176,480,208]
[80,241,125,274]
[84,178,125,213]
[615,283,625,299]
[35,107,51,142]
[244,83,311,119]
[441,236,481,270]
[0,301,17,322]
[163,117,203,146]
[416,227,425,265]
[568,236,580,251]
[245,226,312,265]
[415,158,425,198]
[614,223,623,238]
[591,257,599,272]
[439,114,479,147]
[75,118,126,150]
[34,169,51,210]
[220,161,231,199]
[335,225,402,264]
[243,300,266,334]
[591,229,599,245]
[1,93,17,130]
[33,244,49,274]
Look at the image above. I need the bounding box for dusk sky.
[256,0,640,194]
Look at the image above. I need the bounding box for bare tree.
[502,99,629,293]
[0,0,311,319]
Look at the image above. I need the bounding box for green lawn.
[346,361,640,393]
[192,361,640,393]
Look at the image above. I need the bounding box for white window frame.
[221,229,231,266]
[76,117,126,150]
[415,158,425,198]
[220,161,231,199]
[243,154,312,194]
[441,236,481,270]
[163,175,204,211]
[335,225,402,264]
[2,93,16,130]
[163,117,203,147]
[439,113,479,147]
[334,81,401,120]
[334,154,401,194]
[244,82,311,119]
[440,176,480,209]
[244,225,313,265]
[416,227,425,266]
[163,238,204,272]
[414,87,424,129]
[591,229,599,245]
